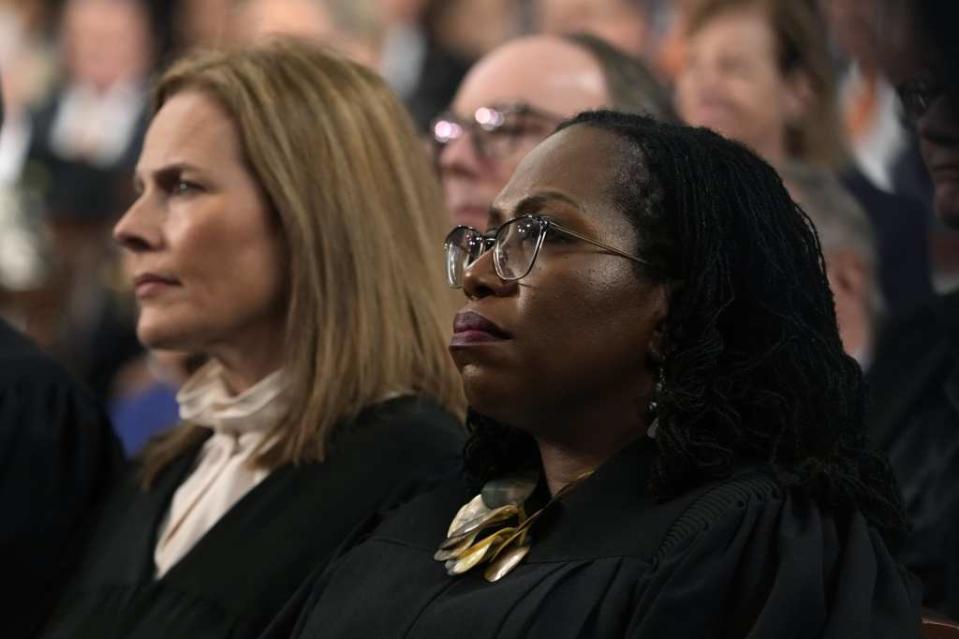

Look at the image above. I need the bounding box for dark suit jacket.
[0,319,123,638]
[24,89,147,221]
[842,169,934,316]
[867,290,959,617]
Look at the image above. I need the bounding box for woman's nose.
[113,193,163,253]
[462,249,517,299]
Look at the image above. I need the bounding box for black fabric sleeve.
[0,330,124,639]
[627,479,923,638]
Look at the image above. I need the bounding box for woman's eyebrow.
[490,191,583,223]
[514,192,582,217]
[486,206,505,228]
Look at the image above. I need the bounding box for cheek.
[726,74,775,117]
[522,265,655,380]
[675,72,698,115]
[203,233,285,317]
[139,205,285,348]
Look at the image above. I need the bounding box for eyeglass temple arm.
[548,221,651,267]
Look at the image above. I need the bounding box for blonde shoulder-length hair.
[141,39,464,486]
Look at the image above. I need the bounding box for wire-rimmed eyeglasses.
[444,215,650,289]
[897,77,958,121]
[430,103,565,163]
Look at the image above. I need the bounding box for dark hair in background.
[563,32,677,123]
[464,110,907,543]
[918,0,959,87]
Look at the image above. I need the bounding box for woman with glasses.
[264,111,920,638]
[40,40,465,639]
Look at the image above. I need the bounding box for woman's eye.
[542,232,572,244]
[172,180,199,195]
[718,55,750,77]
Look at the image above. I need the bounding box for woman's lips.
[450,310,510,346]
[133,273,180,298]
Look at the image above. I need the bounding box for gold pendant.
[484,543,531,582]
[435,470,594,582]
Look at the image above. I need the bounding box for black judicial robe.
[0,319,123,639]
[272,437,922,639]
[41,396,465,639]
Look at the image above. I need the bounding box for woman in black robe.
[40,40,465,639]
[267,111,921,638]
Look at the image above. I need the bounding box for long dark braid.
[464,110,907,543]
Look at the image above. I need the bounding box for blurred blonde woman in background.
[675,0,932,316]
[41,39,465,639]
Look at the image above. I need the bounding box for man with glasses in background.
[865,0,959,620]
[432,32,674,232]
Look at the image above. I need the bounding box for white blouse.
[153,361,288,578]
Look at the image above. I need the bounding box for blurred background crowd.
[0,0,945,454]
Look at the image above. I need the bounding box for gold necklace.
[434,470,594,582]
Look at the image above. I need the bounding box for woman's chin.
[461,375,528,429]
[136,321,193,353]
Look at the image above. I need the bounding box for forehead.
[495,125,631,218]
[452,38,607,118]
[688,7,777,57]
[139,90,242,169]
[65,0,147,30]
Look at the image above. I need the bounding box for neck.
[210,342,283,396]
[531,396,649,495]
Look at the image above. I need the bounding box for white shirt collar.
[176,360,288,435]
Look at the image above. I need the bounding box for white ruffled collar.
[176,360,288,435]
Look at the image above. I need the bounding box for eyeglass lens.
[444,217,548,288]
[494,216,545,281]
[432,106,557,162]
[897,78,958,121]
[445,227,483,288]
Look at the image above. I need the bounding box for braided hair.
[464,110,907,542]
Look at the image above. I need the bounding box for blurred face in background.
[437,36,608,231]
[823,247,874,363]
[432,0,520,60]
[62,0,152,91]
[536,0,648,57]
[376,0,427,25]
[675,6,807,165]
[820,0,881,68]
[114,91,286,370]
[176,0,234,50]
[233,0,333,43]
[878,1,959,227]
[232,0,379,67]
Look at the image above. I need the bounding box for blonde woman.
[42,39,464,639]
[674,0,931,315]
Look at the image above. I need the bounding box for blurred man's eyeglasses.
[430,104,565,163]
[897,78,958,121]
[443,215,649,289]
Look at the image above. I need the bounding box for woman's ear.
[647,283,671,363]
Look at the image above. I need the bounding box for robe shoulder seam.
[653,472,781,560]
